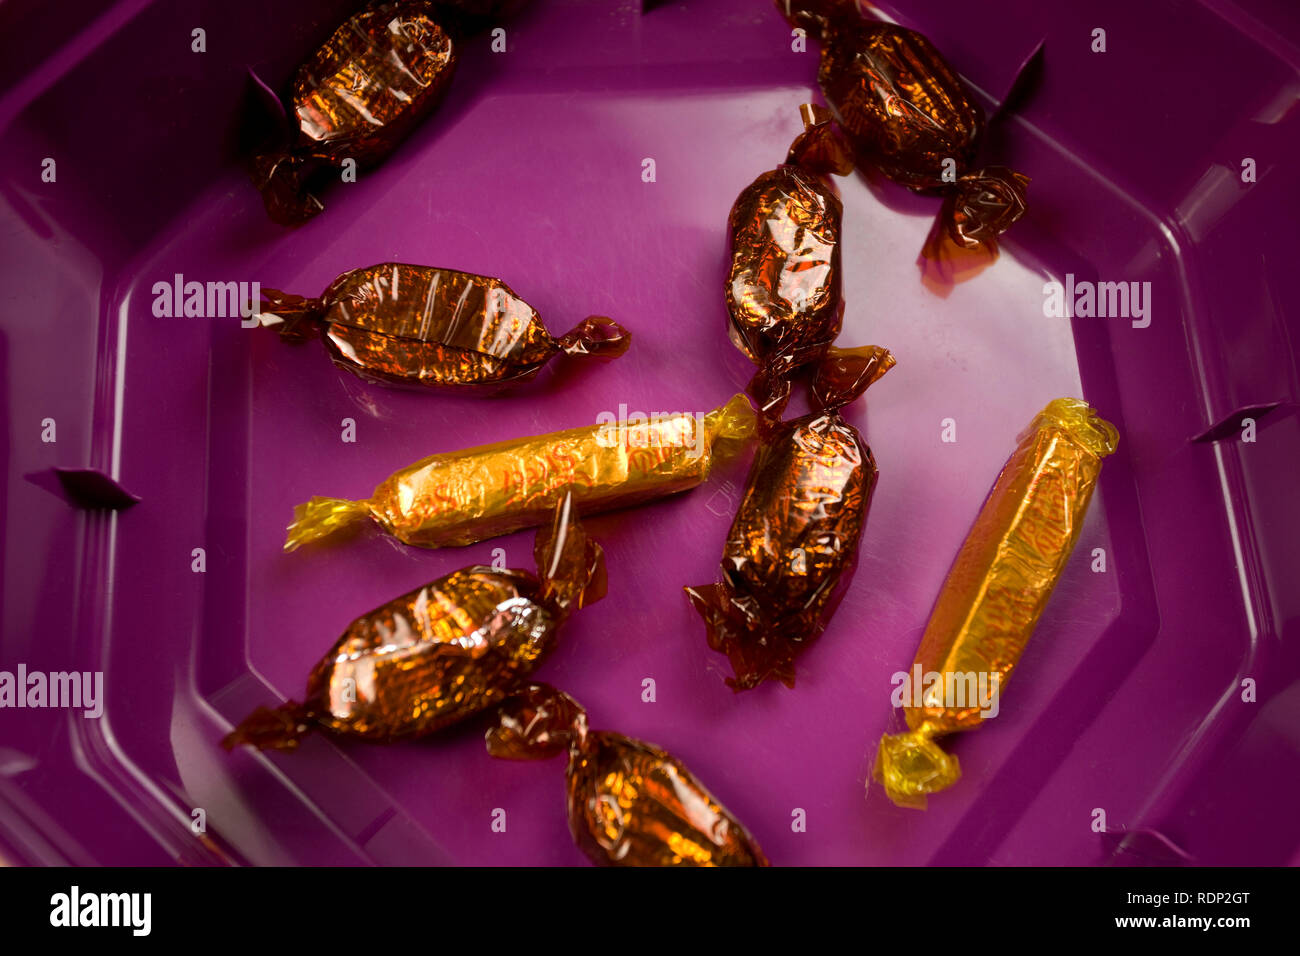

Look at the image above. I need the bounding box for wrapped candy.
[727,104,854,418]
[686,346,894,690]
[250,1,460,225]
[284,393,756,551]
[257,263,630,391]
[222,494,604,750]
[487,683,768,866]
[778,0,1029,285]
[873,399,1119,808]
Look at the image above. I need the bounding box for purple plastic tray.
[2,0,1298,866]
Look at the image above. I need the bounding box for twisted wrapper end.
[283,496,375,552]
[249,151,325,227]
[811,344,896,413]
[700,393,759,461]
[683,584,798,691]
[485,683,589,761]
[920,167,1030,291]
[746,359,795,427]
[255,286,327,341]
[221,701,317,752]
[534,492,607,616]
[872,725,961,809]
[557,316,632,361]
[1027,397,1121,460]
[786,103,855,178]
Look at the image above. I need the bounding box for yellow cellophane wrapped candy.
[873,398,1119,808]
[284,394,756,551]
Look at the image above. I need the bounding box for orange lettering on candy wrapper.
[548,446,597,489]
[500,448,596,500]
[628,445,676,474]
[1018,509,1069,562]
[501,459,552,493]
[549,445,577,472]
[623,416,701,475]
[526,458,549,485]
[414,483,460,515]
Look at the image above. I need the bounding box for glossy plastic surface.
[1,0,1298,865]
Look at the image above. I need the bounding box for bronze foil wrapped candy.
[257,262,630,391]
[222,495,604,750]
[727,105,854,418]
[686,345,894,690]
[487,683,769,866]
[251,1,460,224]
[778,0,1030,284]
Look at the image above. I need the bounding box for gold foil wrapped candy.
[873,399,1119,808]
[284,394,757,551]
